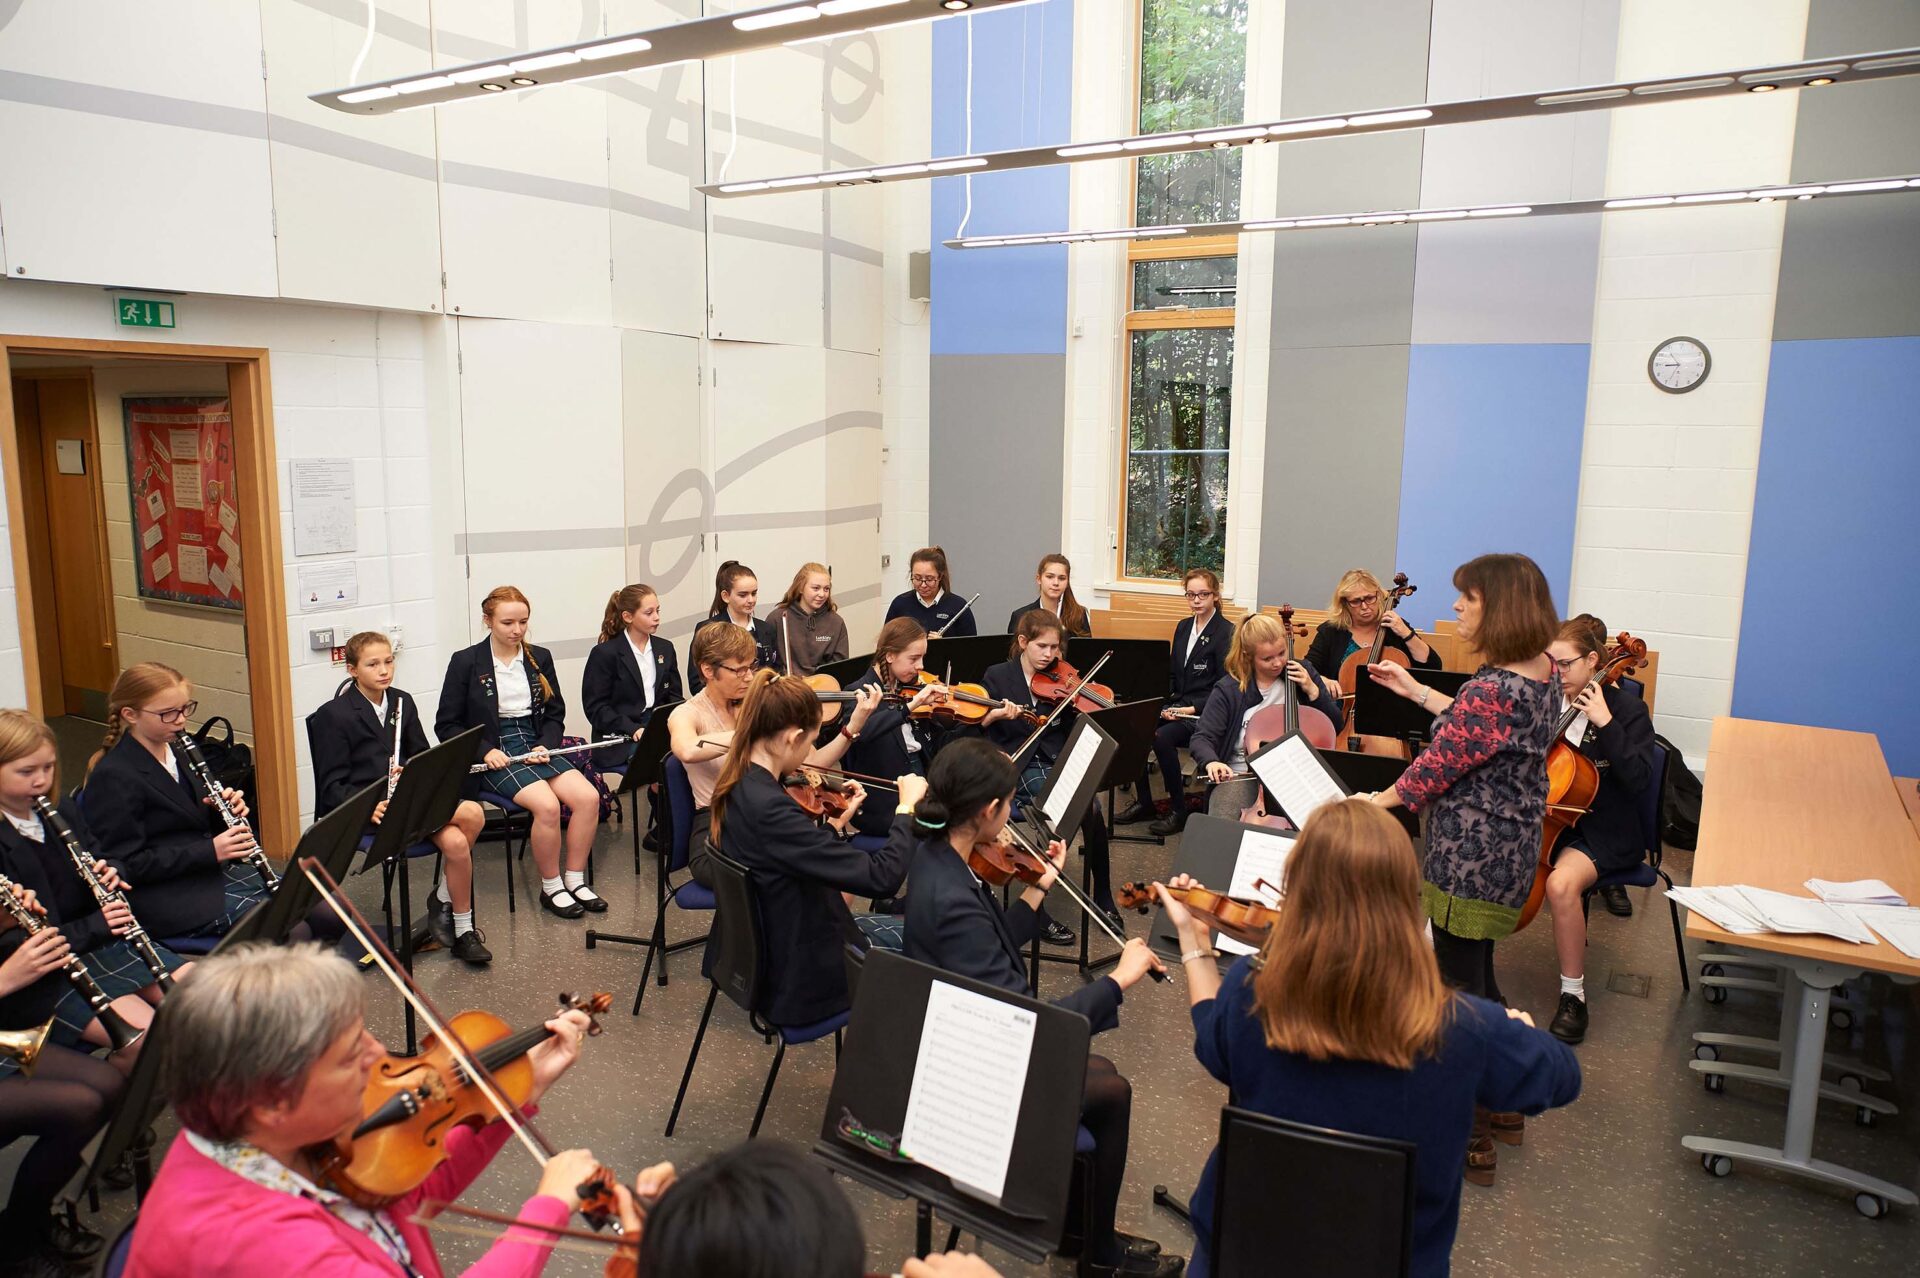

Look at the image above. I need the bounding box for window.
[1118,0,1247,581]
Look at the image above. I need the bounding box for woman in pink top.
[127,942,673,1278]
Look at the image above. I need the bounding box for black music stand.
[924,634,1012,685]
[1352,670,1469,755]
[357,725,484,1053]
[812,951,1087,1262]
[1318,749,1418,842]
[585,712,676,956]
[1023,716,1120,983]
[248,778,385,950]
[1089,697,1168,850]
[816,653,873,688]
[1066,637,1172,704]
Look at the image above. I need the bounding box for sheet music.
[1217,830,1292,957]
[898,981,1038,1202]
[1041,725,1101,828]
[1249,734,1347,829]
[1842,905,1920,959]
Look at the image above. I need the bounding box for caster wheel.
[1702,963,1724,978]
[1704,1073,1725,1094]
[1856,1192,1887,1219]
[1838,1074,1863,1095]
[1701,1153,1733,1178]
[1694,1044,1720,1062]
[1703,985,1727,1005]
[1833,1009,1854,1031]
[1856,1107,1876,1128]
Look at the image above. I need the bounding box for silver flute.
[31,797,174,991]
[467,737,628,774]
[0,871,144,1051]
[172,735,280,891]
[386,698,406,801]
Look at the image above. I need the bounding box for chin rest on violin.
[1115,881,1282,950]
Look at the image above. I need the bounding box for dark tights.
[1018,764,1115,917]
[1069,1054,1132,1267]
[0,1045,124,1244]
[1431,925,1503,1004]
[1132,719,1198,812]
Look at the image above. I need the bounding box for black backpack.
[1655,733,1702,850]
[190,716,258,819]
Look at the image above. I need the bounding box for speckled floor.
[16,804,1919,1277]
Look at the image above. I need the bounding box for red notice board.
[121,396,243,611]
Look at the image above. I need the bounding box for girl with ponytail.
[703,670,924,1027]
[688,562,781,695]
[583,584,684,767]
[902,738,1176,1277]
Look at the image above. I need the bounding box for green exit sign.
[116,298,175,328]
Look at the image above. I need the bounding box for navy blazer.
[1189,673,1346,769]
[1006,599,1091,638]
[839,668,981,837]
[435,639,567,757]
[0,801,117,1027]
[81,734,230,937]
[903,836,1122,1033]
[1557,684,1657,874]
[980,659,1071,764]
[886,590,978,637]
[686,616,780,695]
[581,632,682,766]
[710,765,915,1027]
[307,686,431,819]
[1168,612,1234,711]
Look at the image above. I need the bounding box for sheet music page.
[1249,735,1347,828]
[1041,725,1101,828]
[1216,830,1292,957]
[899,982,1038,1202]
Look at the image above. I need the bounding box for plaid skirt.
[482,716,577,798]
[183,862,273,938]
[47,939,166,1041]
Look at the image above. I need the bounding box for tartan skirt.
[183,861,273,938]
[47,938,171,1041]
[482,716,577,798]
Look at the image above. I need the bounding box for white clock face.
[1650,338,1709,393]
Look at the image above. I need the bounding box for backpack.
[1655,733,1702,850]
[190,716,258,820]
[561,734,621,826]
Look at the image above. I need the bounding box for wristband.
[839,725,860,742]
[1417,687,1431,710]
[1181,949,1213,964]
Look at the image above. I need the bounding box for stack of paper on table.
[1666,885,1875,944]
[1839,905,1920,959]
[1805,878,1909,907]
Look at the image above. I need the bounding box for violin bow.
[297,859,557,1171]
[1008,650,1112,772]
[1003,824,1160,975]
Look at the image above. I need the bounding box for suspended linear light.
[940,175,1920,249]
[702,46,1920,198]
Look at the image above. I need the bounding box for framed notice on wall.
[121,396,243,611]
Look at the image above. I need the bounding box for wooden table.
[1681,718,1920,1215]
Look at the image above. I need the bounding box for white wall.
[1567,0,1809,763]
[879,25,934,593]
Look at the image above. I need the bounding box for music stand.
[358,724,484,1053]
[812,950,1088,1263]
[1352,670,1469,754]
[816,653,873,688]
[1245,732,1351,831]
[586,712,677,956]
[1129,813,1296,957]
[1318,749,1418,842]
[1022,716,1120,981]
[924,634,1011,685]
[1088,697,1168,850]
[248,778,385,949]
[1065,637,1172,705]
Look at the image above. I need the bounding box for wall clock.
[1648,336,1710,394]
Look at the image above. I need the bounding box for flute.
[469,737,629,774]
[31,797,174,991]
[929,592,981,639]
[172,735,280,892]
[0,873,144,1051]
[386,698,406,801]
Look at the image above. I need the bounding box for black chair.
[628,755,714,1011]
[1617,674,1646,702]
[1210,1107,1414,1278]
[663,844,846,1140]
[1580,741,1689,991]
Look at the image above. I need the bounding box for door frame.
[0,335,297,856]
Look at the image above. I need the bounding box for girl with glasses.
[885,546,976,638]
[1117,568,1233,835]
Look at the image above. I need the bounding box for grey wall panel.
[1271,222,1421,350]
[1257,345,1411,608]
[929,354,1067,632]
[1411,216,1606,343]
[1774,0,1920,340]
[1275,0,1435,117]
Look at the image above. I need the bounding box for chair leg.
[501,811,517,915]
[630,790,644,877]
[1073,1152,1095,1278]
[633,892,670,1014]
[1659,870,1691,992]
[944,1225,961,1251]
[653,849,671,989]
[665,986,718,1138]
[749,1038,787,1139]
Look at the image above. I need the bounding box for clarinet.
[0,872,144,1051]
[171,735,280,892]
[31,797,174,991]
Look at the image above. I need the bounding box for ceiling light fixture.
[702,45,1920,198]
[314,0,1035,114]
[942,174,1920,249]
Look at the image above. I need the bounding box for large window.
[1119,0,1246,581]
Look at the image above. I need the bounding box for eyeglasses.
[1552,657,1588,674]
[716,663,756,677]
[909,573,940,585]
[1185,591,1214,601]
[137,701,199,724]
[1343,594,1379,608]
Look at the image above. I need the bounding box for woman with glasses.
[1304,569,1439,702]
[1117,568,1233,836]
[885,546,977,638]
[82,662,270,940]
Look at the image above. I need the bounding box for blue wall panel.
[1395,344,1591,622]
[930,4,1072,356]
[1734,337,1920,775]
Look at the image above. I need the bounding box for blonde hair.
[691,622,756,682]
[93,662,189,769]
[481,585,553,700]
[600,584,658,644]
[1327,569,1388,630]
[1035,554,1088,635]
[0,709,59,796]
[709,670,822,845]
[1224,614,1290,691]
[779,564,836,615]
[1251,800,1452,1069]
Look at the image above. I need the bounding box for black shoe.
[1600,884,1633,917]
[1117,1231,1163,1258]
[540,889,586,919]
[1550,992,1588,1044]
[1090,1251,1185,1278]
[101,1156,135,1191]
[1040,917,1077,947]
[451,928,494,966]
[570,884,610,914]
[415,897,455,950]
[642,830,661,853]
[45,1213,105,1263]
[1097,906,1128,940]
[1148,810,1187,837]
[1112,801,1154,825]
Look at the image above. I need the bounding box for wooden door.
[25,375,117,716]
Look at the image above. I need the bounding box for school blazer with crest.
[435,639,568,759]
[581,633,683,742]
[307,685,432,819]
[1169,611,1235,711]
[0,800,123,1026]
[81,734,232,937]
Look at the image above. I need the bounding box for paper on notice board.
[297,561,360,612]
[173,460,204,510]
[209,561,234,598]
[1041,725,1101,828]
[141,523,164,551]
[150,552,172,583]
[291,458,357,556]
[1249,734,1347,828]
[218,502,238,536]
[145,490,166,521]
[176,545,209,586]
[1216,830,1293,957]
[898,982,1037,1203]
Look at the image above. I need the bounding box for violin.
[782,767,860,821]
[1336,572,1417,756]
[805,673,904,725]
[1239,605,1337,827]
[1115,880,1282,950]
[1516,632,1648,931]
[974,827,1168,980]
[895,671,1045,728]
[1031,658,1116,714]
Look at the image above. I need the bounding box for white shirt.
[493,651,534,717]
[4,810,43,843]
[1228,680,1289,771]
[626,632,658,706]
[363,691,388,726]
[160,747,180,781]
[1186,613,1213,663]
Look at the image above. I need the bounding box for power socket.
[308,627,335,651]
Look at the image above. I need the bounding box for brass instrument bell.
[0,1017,55,1076]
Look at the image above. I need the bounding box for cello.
[1515,632,1648,931]
[1237,606,1337,827]
[1336,572,1418,755]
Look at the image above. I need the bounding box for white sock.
[453,911,474,937]
[564,870,599,900]
[541,875,566,897]
[434,879,451,905]
[1560,974,1585,1001]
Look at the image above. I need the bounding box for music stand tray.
[1131,814,1297,957]
[1352,670,1469,747]
[250,779,385,947]
[609,706,674,796]
[1085,697,1167,848]
[1317,749,1417,841]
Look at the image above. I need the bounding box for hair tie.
[914,817,947,831]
